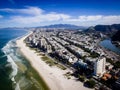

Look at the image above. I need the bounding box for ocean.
[0,28,27,90]
[0,29,48,90]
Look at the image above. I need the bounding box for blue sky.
[0,0,120,27]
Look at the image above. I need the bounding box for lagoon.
[100,39,120,55]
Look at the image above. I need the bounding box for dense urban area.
[25,28,120,90]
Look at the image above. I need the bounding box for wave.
[0,55,6,58]
[15,83,20,90]
[2,39,20,90]
[1,31,31,90]
[7,55,18,82]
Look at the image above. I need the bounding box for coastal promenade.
[16,32,91,90]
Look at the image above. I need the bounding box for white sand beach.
[16,32,92,90]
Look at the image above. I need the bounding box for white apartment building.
[94,57,106,77]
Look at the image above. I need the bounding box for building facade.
[94,57,106,77]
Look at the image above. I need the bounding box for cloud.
[79,15,103,21]
[65,15,120,26]
[10,13,71,24]
[0,6,44,16]
[0,15,3,18]
[65,15,103,22]
[0,7,71,24]
[0,6,120,27]
[99,15,120,24]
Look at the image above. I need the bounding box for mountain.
[37,24,86,30]
[112,30,120,42]
[85,24,120,35]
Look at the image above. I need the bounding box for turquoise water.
[100,39,120,54]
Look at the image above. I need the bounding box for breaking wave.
[2,40,20,90]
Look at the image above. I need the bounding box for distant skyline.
[0,0,120,27]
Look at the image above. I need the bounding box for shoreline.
[99,39,120,61]
[16,32,91,90]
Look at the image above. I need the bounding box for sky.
[0,0,120,27]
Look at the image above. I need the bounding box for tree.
[106,58,114,65]
[78,75,85,82]
[85,79,96,88]
[114,61,120,68]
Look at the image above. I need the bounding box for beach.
[16,32,91,90]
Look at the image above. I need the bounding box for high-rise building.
[40,38,46,47]
[94,57,106,77]
[47,45,52,53]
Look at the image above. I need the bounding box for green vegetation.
[114,61,120,68]
[85,79,96,88]
[89,51,100,58]
[106,58,114,64]
[80,56,86,61]
[56,64,67,70]
[106,58,120,68]
[41,56,55,66]
[83,48,91,53]
[41,56,66,70]
[29,47,37,51]
[78,75,85,82]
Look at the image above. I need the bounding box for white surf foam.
[1,30,30,90]
[15,83,21,90]
[2,40,21,90]
[7,55,17,82]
